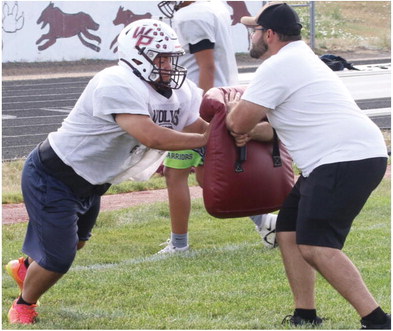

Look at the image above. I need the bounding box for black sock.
[17,296,35,306]
[24,258,30,269]
[362,307,387,324]
[295,308,317,320]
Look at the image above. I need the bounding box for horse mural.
[226,1,252,49]
[36,2,101,52]
[226,1,251,26]
[110,6,152,53]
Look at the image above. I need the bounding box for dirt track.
[3,164,390,225]
[2,186,203,225]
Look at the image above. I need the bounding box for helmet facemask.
[148,51,187,90]
[157,1,184,19]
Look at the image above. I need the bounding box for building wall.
[2,1,262,63]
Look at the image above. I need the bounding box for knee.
[195,166,204,188]
[164,167,190,185]
[298,245,320,267]
[298,245,341,269]
[77,241,86,250]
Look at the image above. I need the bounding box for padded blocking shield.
[200,86,294,218]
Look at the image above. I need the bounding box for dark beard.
[250,40,268,59]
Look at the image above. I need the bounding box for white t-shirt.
[242,41,387,177]
[173,1,238,87]
[49,61,202,184]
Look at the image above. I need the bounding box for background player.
[157,0,278,254]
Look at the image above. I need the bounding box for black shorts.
[21,146,102,273]
[276,157,387,249]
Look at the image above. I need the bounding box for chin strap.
[120,58,143,79]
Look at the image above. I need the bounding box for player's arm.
[182,117,209,134]
[115,113,209,150]
[190,40,215,94]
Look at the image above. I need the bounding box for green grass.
[2,179,390,329]
[295,1,391,53]
[1,160,198,204]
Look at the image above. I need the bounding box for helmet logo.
[133,27,154,47]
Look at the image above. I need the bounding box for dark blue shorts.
[276,157,387,249]
[21,147,101,273]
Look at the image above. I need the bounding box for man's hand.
[230,132,251,147]
[224,89,241,114]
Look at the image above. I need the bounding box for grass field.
[296,1,391,53]
[1,1,391,329]
[2,178,390,329]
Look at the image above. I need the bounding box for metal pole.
[255,1,316,50]
[309,1,315,49]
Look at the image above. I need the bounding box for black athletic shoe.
[361,313,391,329]
[282,314,323,326]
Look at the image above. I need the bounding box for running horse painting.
[110,6,152,53]
[36,2,101,52]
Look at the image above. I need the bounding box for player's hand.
[224,89,241,113]
[202,123,211,146]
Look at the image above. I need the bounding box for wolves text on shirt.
[152,108,180,129]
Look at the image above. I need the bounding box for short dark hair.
[276,32,302,42]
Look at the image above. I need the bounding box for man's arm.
[115,113,209,150]
[230,122,274,147]
[225,92,273,146]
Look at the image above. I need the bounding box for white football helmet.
[117,19,187,89]
[157,1,184,19]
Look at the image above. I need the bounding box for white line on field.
[71,242,257,272]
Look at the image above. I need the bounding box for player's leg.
[7,147,97,324]
[158,150,203,254]
[76,195,101,250]
[165,166,192,235]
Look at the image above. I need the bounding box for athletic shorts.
[276,157,387,249]
[21,147,101,274]
[163,149,204,169]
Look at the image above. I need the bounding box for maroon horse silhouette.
[36,2,101,52]
[110,6,152,53]
[226,1,251,25]
[226,1,252,48]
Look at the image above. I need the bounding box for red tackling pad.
[200,86,294,218]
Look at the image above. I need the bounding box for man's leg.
[299,245,378,316]
[277,232,316,309]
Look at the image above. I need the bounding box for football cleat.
[8,298,38,324]
[5,257,27,292]
[282,313,323,326]
[361,313,391,329]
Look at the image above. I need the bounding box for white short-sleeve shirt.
[49,61,202,184]
[173,1,238,87]
[242,41,387,177]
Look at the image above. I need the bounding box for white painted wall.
[2,1,263,63]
